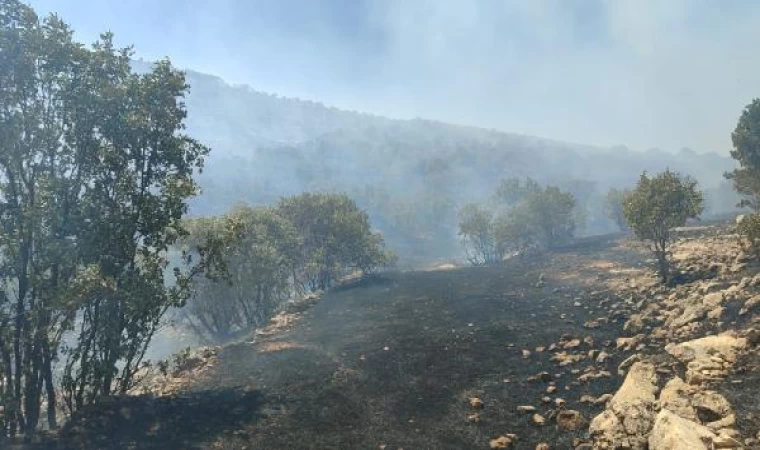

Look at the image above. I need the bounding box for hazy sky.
[27,0,760,154]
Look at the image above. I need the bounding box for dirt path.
[39,235,651,450]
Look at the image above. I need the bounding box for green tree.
[60,51,209,414]
[623,170,704,283]
[726,98,760,209]
[0,0,212,433]
[181,205,300,343]
[277,193,393,291]
[494,177,541,206]
[0,2,99,432]
[523,186,576,248]
[604,188,631,231]
[458,203,499,265]
[492,206,537,258]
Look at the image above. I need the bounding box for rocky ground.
[13,224,760,449]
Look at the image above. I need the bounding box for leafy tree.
[494,177,541,206]
[523,186,576,248]
[623,171,704,283]
[181,205,300,343]
[0,2,92,433]
[458,203,499,265]
[0,0,212,433]
[492,206,537,258]
[461,179,576,266]
[276,193,394,291]
[726,98,760,209]
[604,188,631,231]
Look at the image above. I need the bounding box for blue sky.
[26,0,760,154]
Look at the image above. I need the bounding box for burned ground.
[21,229,760,449]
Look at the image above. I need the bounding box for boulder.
[659,377,698,422]
[665,333,748,384]
[589,363,659,450]
[648,409,716,450]
[556,409,584,431]
[609,362,658,409]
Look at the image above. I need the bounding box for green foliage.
[277,193,394,291]
[623,170,704,282]
[459,179,576,266]
[736,214,760,260]
[494,177,541,206]
[0,0,211,434]
[522,186,576,248]
[726,99,760,210]
[458,203,499,265]
[604,188,632,231]
[492,206,538,258]
[181,205,300,343]
[178,195,393,344]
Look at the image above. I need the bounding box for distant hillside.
[153,63,741,264]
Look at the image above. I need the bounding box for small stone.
[517,405,537,413]
[489,436,514,449]
[532,413,546,425]
[469,397,484,409]
[535,443,549,450]
[556,409,584,431]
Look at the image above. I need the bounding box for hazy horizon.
[27,0,760,155]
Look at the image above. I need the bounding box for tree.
[181,205,300,343]
[623,171,704,283]
[523,186,576,248]
[60,52,209,414]
[458,203,499,265]
[604,188,631,231]
[276,193,394,291]
[494,177,541,207]
[492,206,537,258]
[726,98,760,209]
[0,2,92,433]
[0,1,212,433]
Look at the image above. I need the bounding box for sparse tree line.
[180,194,394,344]
[458,96,760,287]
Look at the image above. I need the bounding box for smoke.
[26,0,760,154]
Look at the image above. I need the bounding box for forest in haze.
[157,63,742,265]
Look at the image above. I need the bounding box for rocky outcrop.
[665,332,748,384]
[588,362,658,450]
[648,409,717,450]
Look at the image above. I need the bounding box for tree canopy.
[277,192,394,292]
[0,0,210,434]
[604,188,632,232]
[458,178,576,266]
[727,98,760,210]
[623,170,704,282]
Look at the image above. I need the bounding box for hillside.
[26,224,760,449]
[150,64,742,263]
